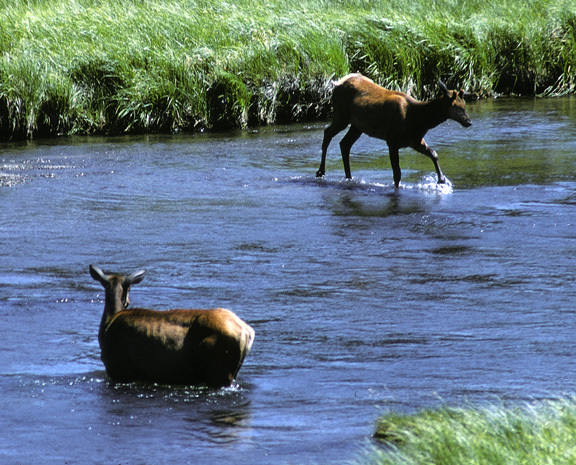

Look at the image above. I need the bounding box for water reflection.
[332,192,424,217]
[97,380,254,446]
[427,245,475,256]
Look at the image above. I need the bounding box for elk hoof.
[315,171,325,178]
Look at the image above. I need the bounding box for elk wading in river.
[317,73,472,187]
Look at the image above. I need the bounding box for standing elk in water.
[316,73,472,188]
[90,265,254,387]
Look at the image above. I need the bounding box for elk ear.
[89,265,108,285]
[128,269,146,285]
[438,80,449,96]
[459,89,465,99]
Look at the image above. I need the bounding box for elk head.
[439,80,472,128]
[89,264,146,319]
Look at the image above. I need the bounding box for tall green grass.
[367,398,576,465]
[1,0,576,139]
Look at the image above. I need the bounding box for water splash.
[409,174,453,194]
[311,173,453,194]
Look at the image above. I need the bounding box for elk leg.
[411,139,446,184]
[388,146,401,188]
[339,125,362,179]
[317,123,347,177]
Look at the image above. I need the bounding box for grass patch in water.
[2,0,576,139]
[366,398,576,465]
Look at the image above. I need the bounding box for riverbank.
[368,398,576,465]
[1,0,576,139]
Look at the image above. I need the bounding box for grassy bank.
[367,398,576,465]
[1,0,576,139]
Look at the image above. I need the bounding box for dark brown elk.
[90,265,255,387]
[316,73,472,188]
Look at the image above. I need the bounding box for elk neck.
[407,97,451,133]
[100,277,128,328]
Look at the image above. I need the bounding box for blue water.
[1,97,576,464]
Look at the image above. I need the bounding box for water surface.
[1,97,576,464]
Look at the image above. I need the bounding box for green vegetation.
[367,398,576,465]
[1,0,576,139]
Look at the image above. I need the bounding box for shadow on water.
[97,379,254,443]
[293,173,453,218]
[334,192,424,217]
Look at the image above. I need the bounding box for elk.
[316,73,472,188]
[90,265,255,388]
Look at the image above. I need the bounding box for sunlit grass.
[1,0,576,139]
[365,398,576,465]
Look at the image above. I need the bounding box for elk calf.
[90,265,254,388]
[316,73,472,188]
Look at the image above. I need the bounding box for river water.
[1,97,576,464]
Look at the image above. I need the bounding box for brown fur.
[90,265,254,387]
[316,73,472,187]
